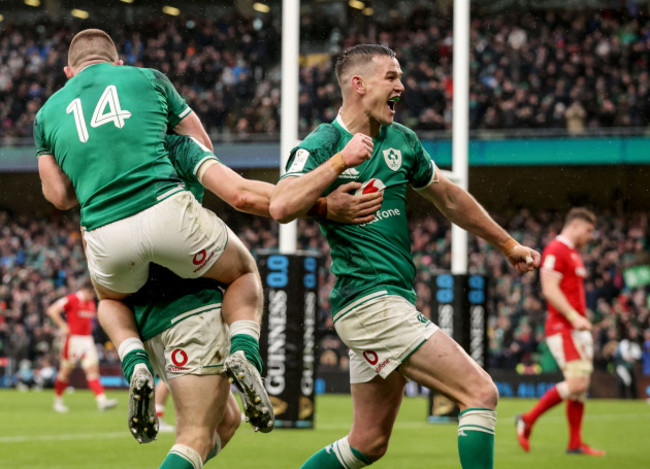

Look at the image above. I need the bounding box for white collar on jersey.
[556,235,575,249]
[335,111,351,134]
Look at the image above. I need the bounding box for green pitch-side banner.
[5,135,650,170]
[623,265,650,288]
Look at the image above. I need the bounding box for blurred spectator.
[565,101,587,135]
[3,5,650,142]
[1,205,649,380]
[643,329,650,377]
[614,327,642,398]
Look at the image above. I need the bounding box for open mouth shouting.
[387,96,400,114]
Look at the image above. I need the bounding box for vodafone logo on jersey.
[354,178,386,196]
[362,350,391,374]
[171,349,189,367]
[192,249,215,273]
[356,178,405,227]
[363,350,379,365]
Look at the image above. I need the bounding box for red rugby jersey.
[62,292,96,336]
[541,236,587,336]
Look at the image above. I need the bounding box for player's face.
[362,55,404,125]
[575,220,595,248]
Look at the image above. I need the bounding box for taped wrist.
[499,237,519,256]
[307,197,328,219]
[566,310,580,324]
[329,152,347,174]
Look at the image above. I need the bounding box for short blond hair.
[68,29,119,69]
[564,207,596,227]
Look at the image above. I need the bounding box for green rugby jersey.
[126,264,224,341]
[34,62,192,230]
[281,115,437,319]
[127,134,222,340]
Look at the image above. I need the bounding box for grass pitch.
[0,389,648,468]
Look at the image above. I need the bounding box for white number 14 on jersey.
[66,85,132,143]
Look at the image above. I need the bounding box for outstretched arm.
[38,155,78,210]
[269,133,374,223]
[198,147,381,224]
[200,160,274,217]
[417,171,540,273]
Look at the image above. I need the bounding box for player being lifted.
[47,280,118,413]
[35,31,383,442]
[33,28,275,437]
[516,208,605,456]
[270,44,541,469]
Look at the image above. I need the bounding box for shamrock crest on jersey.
[383,148,402,171]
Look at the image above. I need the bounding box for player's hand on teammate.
[326,181,383,224]
[505,244,541,274]
[341,133,374,168]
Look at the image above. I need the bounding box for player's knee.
[352,432,390,462]
[568,379,589,396]
[365,435,390,461]
[470,373,499,409]
[176,430,214,461]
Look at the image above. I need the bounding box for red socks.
[566,399,584,449]
[54,379,67,397]
[87,378,105,396]
[523,385,563,425]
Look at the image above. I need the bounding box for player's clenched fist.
[342,133,374,167]
[500,238,541,274]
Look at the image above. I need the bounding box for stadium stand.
[1,1,648,392]
[1,4,650,144]
[1,208,648,386]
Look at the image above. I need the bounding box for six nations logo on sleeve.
[383,148,402,171]
[288,149,310,172]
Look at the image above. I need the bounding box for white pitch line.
[315,412,649,431]
[0,413,647,442]
[0,431,128,443]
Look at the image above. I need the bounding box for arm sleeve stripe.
[279,172,303,180]
[178,107,192,119]
[193,156,220,176]
[412,162,439,191]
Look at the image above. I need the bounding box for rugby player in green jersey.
[270,44,542,469]
[33,29,273,444]
[120,133,382,467]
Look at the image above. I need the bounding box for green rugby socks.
[229,320,263,373]
[160,444,203,469]
[118,337,153,383]
[457,408,496,469]
[301,436,371,468]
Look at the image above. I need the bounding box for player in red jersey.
[515,208,605,456]
[47,280,118,413]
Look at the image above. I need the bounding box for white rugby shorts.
[546,329,594,377]
[144,304,228,383]
[334,293,438,383]
[83,191,228,294]
[61,334,99,369]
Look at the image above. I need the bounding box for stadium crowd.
[2,5,650,142]
[1,208,648,387]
